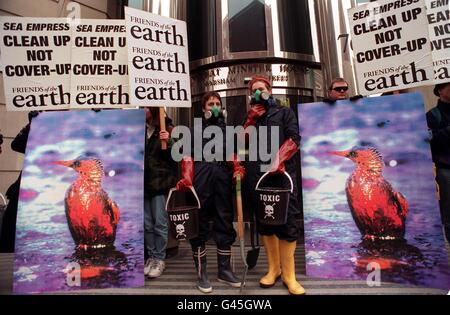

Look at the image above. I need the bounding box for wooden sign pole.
[159,107,167,150]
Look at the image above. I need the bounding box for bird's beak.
[53,160,74,168]
[329,150,350,158]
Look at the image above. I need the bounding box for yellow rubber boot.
[279,240,305,295]
[259,235,281,288]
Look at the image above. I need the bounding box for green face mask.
[211,105,220,118]
[250,90,270,105]
[254,90,263,102]
[204,105,227,121]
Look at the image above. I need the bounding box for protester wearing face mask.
[176,91,245,294]
[242,75,305,295]
[203,97,227,122]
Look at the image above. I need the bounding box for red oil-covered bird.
[55,157,120,250]
[331,147,408,241]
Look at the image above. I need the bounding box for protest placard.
[349,0,434,95]
[426,0,450,83]
[0,17,72,111]
[70,20,131,109]
[125,6,191,107]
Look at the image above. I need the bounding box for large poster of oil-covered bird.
[13,109,145,293]
[298,93,450,289]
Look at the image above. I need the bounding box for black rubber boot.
[217,248,241,288]
[193,246,213,293]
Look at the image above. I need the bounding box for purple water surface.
[13,109,145,294]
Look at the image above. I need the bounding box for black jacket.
[427,100,450,169]
[1,123,30,252]
[5,123,30,201]
[190,116,235,179]
[243,99,301,215]
[244,98,301,174]
[193,116,229,162]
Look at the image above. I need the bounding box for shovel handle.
[236,174,245,240]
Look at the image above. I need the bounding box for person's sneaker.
[144,258,154,276]
[148,260,166,278]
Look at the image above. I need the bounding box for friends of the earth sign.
[0,8,191,111]
[124,6,191,108]
[0,18,73,111]
[349,0,449,95]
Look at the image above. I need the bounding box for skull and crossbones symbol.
[264,203,276,220]
[174,222,187,239]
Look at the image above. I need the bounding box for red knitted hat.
[248,75,272,91]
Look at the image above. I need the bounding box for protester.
[242,75,305,295]
[0,111,38,252]
[427,82,450,243]
[176,92,245,294]
[326,77,350,102]
[324,77,363,103]
[143,107,178,279]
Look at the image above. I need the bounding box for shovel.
[246,218,260,270]
[235,174,248,294]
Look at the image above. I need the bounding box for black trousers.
[189,163,236,250]
[436,167,450,243]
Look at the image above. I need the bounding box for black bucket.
[255,171,293,226]
[166,187,200,241]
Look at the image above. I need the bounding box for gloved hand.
[243,105,266,129]
[268,138,299,173]
[228,154,245,183]
[322,98,337,105]
[176,156,194,192]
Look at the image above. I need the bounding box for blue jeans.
[144,195,168,260]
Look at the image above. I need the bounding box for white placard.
[0,17,72,111]
[349,0,434,95]
[125,6,191,108]
[70,20,131,109]
[426,0,450,84]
